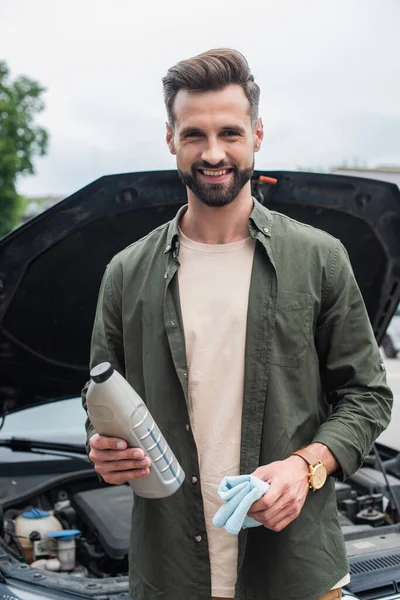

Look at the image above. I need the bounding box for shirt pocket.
[270,292,313,368]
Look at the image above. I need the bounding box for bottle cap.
[90,362,114,383]
[44,529,81,541]
[22,509,50,519]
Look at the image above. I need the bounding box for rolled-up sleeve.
[312,241,393,480]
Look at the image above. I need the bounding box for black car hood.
[1,169,400,416]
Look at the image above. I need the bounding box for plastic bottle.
[14,509,63,562]
[44,529,81,571]
[86,362,185,499]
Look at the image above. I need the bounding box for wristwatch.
[291,448,327,491]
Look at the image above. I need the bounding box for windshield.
[0,397,87,445]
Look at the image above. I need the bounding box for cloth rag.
[212,474,270,535]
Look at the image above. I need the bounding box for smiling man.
[83,49,393,600]
[170,84,258,210]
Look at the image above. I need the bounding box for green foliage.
[16,194,29,219]
[0,61,49,237]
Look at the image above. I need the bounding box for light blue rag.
[212,475,270,535]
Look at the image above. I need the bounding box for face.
[166,84,263,207]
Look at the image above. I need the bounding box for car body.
[382,303,400,358]
[1,170,400,600]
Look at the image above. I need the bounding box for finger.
[252,465,273,482]
[248,505,293,527]
[248,495,269,515]
[250,506,292,528]
[102,467,151,485]
[89,446,146,463]
[96,458,151,474]
[249,499,283,520]
[265,507,299,532]
[90,434,130,451]
[248,479,287,514]
[256,489,298,522]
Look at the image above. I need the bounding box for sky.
[1,0,400,197]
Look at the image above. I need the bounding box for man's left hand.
[247,455,310,532]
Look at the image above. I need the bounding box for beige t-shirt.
[177,228,350,597]
[178,229,256,598]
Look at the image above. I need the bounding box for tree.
[0,61,49,237]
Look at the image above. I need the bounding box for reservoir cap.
[45,529,81,541]
[90,362,114,383]
[22,509,50,519]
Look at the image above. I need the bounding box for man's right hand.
[88,434,151,485]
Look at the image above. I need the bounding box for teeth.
[202,169,228,177]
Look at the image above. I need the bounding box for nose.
[200,136,226,166]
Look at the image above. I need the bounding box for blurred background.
[1,0,399,232]
[0,0,399,448]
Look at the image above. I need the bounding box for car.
[1,170,400,600]
[382,303,400,358]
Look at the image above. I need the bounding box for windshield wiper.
[0,437,87,455]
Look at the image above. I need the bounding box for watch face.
[312,463,327,490]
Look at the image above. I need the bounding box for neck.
[180,182,253,244]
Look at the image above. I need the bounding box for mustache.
[192,161,236,170]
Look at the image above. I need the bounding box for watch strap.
[291,448,321,468]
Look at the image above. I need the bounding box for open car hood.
[1,169,400,416]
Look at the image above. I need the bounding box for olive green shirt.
[82,199,393,600]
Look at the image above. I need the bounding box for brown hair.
[162,48,260,128]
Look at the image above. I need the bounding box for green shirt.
[82,199,393,600]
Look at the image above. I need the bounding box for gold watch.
[291,448,327,491]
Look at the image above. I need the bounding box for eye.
[185,131,202,138]
[221,130,240,137]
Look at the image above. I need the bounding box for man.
[82,49,393,600]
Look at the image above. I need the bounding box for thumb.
[252,463,275,483]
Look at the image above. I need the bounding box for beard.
[177,160,254,208]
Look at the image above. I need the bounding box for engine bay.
[1,448,400,598]
[1,473,132,580]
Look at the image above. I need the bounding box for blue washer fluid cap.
[44,529,81,541]
[22,509,50,519]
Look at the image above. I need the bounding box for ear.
[253,118,264,153]
[166,123,176,155]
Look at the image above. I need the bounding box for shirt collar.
[164,198,272,255]
[248,197,273,239]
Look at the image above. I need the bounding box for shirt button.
[165,245,171,251]
[192,476,198,484]
[183,372,188,378]
[194,535,202,543]
[263,227,269,233]
[164,272,168,279]
[170,320,175,326]
[185,424,190,431]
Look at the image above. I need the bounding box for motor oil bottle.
[86,362,185,498]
